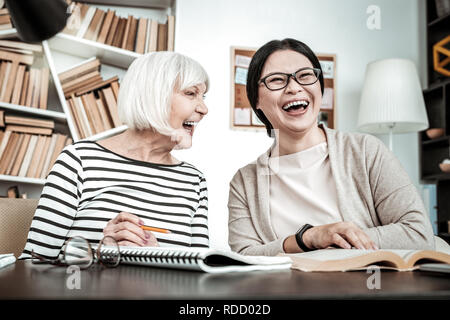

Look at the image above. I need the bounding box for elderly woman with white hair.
[21,52,210,260]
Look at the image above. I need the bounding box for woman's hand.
[302,222,378,251]
[103,212,159,247]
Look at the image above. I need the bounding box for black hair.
[246,38,324,137]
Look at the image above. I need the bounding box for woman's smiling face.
[168,82,208,148]
[256,49,322,137]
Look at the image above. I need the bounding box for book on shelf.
[5,125,52,136]
[101,86,121,127]
[0,131,19,175]
[63,1,175,54]
[59,56,121,139]
[0,40,42,54]
[3,115,55,129]
[0,130,71,179]
[26,135,48,178]
[97,246,292,273]
[156,22,168,51]
[17,134,38,177]
[282,248,450,272]
[10,134,31,176]
[58,57,100,84]
[0,8,12,30]
[0,40,48,110]
[96,10,114,44]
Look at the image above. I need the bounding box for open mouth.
[282,100,309,113]
[182,121,198,135]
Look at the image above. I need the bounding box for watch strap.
[295,224,314,252]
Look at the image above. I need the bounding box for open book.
[281,249,450,272]
[99,246,292,273]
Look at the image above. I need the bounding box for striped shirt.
[20,141,209,260]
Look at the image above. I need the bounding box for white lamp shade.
[357,58,428,134]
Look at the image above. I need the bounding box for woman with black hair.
[228,38,434,256]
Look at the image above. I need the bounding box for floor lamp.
[357,58,429,152]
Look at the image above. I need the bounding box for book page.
[283,248,409,272]
[290,248,374,261]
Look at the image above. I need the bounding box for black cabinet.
[420,0,450,243]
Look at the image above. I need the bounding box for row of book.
[0,7,12,30]
[0,40,49,109]
[0,130,72,179]
[63,1,175,53]
[0,111,55,136]
[59,57,122,139]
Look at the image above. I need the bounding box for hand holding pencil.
[103,212,161,247]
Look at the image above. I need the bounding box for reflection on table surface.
[0,260,449,299]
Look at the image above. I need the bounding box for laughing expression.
[256,50,322,137]
[169,82,208,148]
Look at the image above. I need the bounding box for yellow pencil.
[141,225,171,234]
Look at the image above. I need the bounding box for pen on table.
[140,225,171,234]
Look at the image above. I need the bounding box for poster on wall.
[234,108,251,126]
[320,60,334,79]
[235,67,248,85]
[321,88,334,110]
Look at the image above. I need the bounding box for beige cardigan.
[228,125,435,256]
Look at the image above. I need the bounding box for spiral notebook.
[99,246,292,273]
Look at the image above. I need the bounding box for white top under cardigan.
[268,142,342,239]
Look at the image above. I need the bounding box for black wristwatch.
[295,224,314,252]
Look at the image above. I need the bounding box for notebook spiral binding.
[101,248,202,265]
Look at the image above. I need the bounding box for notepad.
[98,246,292,273]
[0,253,16,270]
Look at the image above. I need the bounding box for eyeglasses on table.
[31,235,121,269]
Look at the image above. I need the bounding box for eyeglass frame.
[258,67,322,91]
[31,235,121,269]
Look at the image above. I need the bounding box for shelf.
[76,0,173,9]
[0,175,45,185]
[422,135,449,147]
[425,78,450,92]
[428,12,450,27]
[84,125,128,142]
[421,173,450,182]
[48,33,141,69]
[0,28,17,40]
[0,102,67,122]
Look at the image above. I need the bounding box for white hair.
[117,51,209,135]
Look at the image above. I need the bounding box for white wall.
[172,0,427,249]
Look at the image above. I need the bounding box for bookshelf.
[230,46,337,130]
[419,0,450,243]
[0,0,176,198]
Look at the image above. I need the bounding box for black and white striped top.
[20,141,209,260]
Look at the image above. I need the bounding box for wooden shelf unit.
[0,0,175,196]
[419,0,450,241]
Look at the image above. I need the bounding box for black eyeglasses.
[31,236,121,269]
[259,67,321,91]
